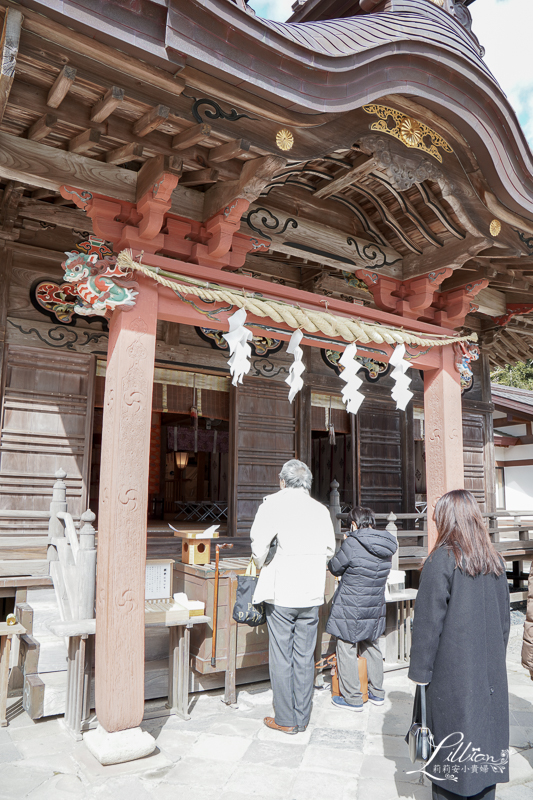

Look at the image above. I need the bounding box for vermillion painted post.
[95,275,158,733]
[423,345,464,551]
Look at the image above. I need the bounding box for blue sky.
[249,0,533,149]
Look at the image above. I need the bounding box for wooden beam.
[47,65,76,109]
[26,113,58,142]
[104,142,143,165]
[90,86,124,123]
[314,157,376,199]
[31,188,56,200]
[181,168,219,187]
[172,123,212,151]
[239,197,402,276]
[67,128,101,155]
[0,8,22,124]
[402,234,491,280]
[135,154,182,203]
[132,105,169,137]
[208,139,251,164]
[0,130,204,216]
[18,198,92,231]
[0,129,137,200]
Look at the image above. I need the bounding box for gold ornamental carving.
[490,219,501,237]
[276,129,294,151]
[363,104,453,163]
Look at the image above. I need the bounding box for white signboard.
[145,559,174,601]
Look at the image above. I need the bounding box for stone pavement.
[1,625,533,800]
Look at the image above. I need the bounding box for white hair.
[279,459,312,492]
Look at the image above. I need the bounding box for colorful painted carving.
[453,341,480,392]
[321,349,390,382]
[61,238,138,317]
[196,327,283,357]
[32,280,81,324]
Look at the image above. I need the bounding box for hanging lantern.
[175,452,189,469]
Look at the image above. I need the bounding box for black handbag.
[407,685,435,763]
[232,558,266,627]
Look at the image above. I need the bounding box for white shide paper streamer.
[389,343,413,410]
[285,329,305,403]
[339,343,365,415]
[222,308,253,386]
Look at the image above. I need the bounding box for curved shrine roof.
[262,1,490,79]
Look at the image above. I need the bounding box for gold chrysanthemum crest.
[363,104,453,163]
[276,129,294,151]
[490,219,501,237]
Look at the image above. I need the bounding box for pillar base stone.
[84,724,156,765]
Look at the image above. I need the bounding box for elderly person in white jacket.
[250,459,335,735]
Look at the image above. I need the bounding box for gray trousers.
[265,603,319,728]
[336,638,384,705]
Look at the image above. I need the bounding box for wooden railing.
[327,480,533,576]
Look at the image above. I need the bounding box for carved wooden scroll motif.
[241,205,402,276]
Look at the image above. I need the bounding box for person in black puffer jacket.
[326,506,397,711]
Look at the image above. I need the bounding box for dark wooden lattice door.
[358,398,403,513]
[229,378,297,536]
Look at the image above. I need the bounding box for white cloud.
[250,0,533,147]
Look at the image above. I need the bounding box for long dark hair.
[350,506,375,529]
[433,489,504,576]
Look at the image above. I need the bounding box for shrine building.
[0,0,533,762]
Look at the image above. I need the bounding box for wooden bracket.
[356,268,453,320]
[59,170,269,266]
[135,155,182,240]
[433,278,489,328]
[491,303,533,327]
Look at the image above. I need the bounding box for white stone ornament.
[285,329,305,403]
[222,308,253,386]
[339,343,365,415]
[389,343,413,410]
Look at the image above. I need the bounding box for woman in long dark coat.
[408,489,510,800]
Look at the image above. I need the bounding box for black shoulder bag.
[407,685,435,763]
[232,558,266,627]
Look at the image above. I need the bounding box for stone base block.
[83,724,156,765]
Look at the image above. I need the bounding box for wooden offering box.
[173,557,269,701]
[173,558,337,702]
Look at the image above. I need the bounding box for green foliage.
[491,360,533,390]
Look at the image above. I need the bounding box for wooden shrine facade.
[0,0,532,751]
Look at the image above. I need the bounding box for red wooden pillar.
[423,345,464,551]
[95,275,158,733]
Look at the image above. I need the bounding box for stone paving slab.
[0,635,532,800]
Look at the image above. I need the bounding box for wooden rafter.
[209,138,251,163]
[132,104,169,137]
[104,142,143,165]
[371,173,443,248]
[26,113,58,142]
[347,183,422,254]
[172,123,212,151]
[68,128,100,155]
[0,8,22,125]
[47,65,76,108]
[90,86,124,123]
[415,181,464,240]
[313,157,376,199]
